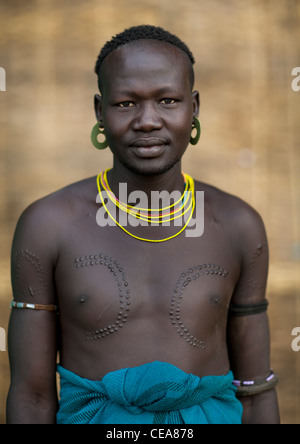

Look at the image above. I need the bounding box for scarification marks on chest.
[170,264,228,349]
[74,254,131,341]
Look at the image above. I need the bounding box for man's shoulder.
[194,179,266,233]
[16,176,97,231]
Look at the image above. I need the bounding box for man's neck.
[107,160,185,200]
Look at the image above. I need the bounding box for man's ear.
[192,90,200,118]
[94,94,103,122]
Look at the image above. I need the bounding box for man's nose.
[132,103,163,132]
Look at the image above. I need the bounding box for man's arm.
[7,200,59,424]
[227,203,280,424]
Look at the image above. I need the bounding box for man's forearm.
[240,389,280,424]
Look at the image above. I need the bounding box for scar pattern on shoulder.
[15,249,48,298]
[170,264,228,350]
[74,254,131,341]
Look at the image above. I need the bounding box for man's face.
[95,40,199,176]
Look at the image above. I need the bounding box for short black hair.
[95,25,195,92]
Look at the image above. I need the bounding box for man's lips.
[130,137,169,158]
[131,137,168,148]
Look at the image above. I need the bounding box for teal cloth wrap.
[57,361,243,424]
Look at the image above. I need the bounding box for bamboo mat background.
[0,0,299,424]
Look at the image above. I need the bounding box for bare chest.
[55,219,239,343]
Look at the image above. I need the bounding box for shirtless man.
[7,25,280,424]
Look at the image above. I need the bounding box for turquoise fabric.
[57,361,243,424]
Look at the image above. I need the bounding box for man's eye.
[118,101,134,108]
[160,98,176,105]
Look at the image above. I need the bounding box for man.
[7,25,280,424]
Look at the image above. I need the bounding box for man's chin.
[118,157,181,177]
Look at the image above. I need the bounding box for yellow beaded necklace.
[96,169,195,243]
[100,169,193,223]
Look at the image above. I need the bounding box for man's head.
[95,25,195,93]
[94,25,199,176]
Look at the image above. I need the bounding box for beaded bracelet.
[233,371,279,396]
[10,300,58,313]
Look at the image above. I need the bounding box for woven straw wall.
[0,0,299,423]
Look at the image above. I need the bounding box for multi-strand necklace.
[96,168,195,242]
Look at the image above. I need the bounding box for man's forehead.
[100,40,192,87]
[117,43,186,74]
